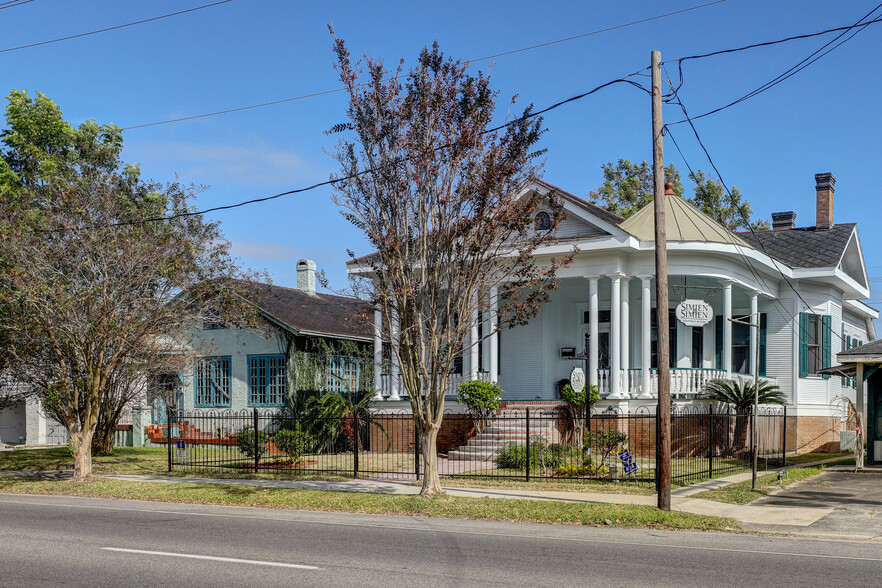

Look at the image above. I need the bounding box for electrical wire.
[0,0,34,10]
[665,6,882,124]
[0,0,234,54]
[120,1,717,131]
[44,74,649,232]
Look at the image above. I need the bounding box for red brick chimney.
[815,172,835,230]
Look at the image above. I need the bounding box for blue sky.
[3,0,881,307]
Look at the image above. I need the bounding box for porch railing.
[378,371,490,400]
[598,368,777,399]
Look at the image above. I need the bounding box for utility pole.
[651,49,671,511]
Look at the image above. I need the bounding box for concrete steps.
[446,403,564,461]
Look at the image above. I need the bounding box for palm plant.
[700,378,785,451]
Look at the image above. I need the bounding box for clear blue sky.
[4,0,881,309]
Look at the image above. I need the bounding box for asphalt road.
[0,493,880,587]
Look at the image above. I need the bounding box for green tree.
[688,170,770,231]
[586,159,684,218]
[0,91,258,479]
[587,159,770,230]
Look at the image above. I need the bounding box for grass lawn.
[690,466,826,505]
[0,476,737,531]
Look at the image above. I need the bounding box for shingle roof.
[241,281,374,341]
[839,338,882,358]
[737,223,855,269]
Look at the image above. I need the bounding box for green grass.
[438,476,655,495]
[0,476,737,531]
[690,466,826,505]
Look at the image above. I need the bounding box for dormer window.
[535,211,551,231]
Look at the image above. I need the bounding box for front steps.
[446,402,565,461]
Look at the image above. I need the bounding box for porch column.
[373,306,383,400]
[749,291,759,377]
[621,277,631,398]
[639,276,653,398]
[856,362,865,429]
[489,286,499,383]
[588,276,599,388]
[608,274,623,399]
[469,298,479,380]
[389,309,401,401]
[722,280,733,376]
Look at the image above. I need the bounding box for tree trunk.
[92,426,115,456]
[419,423,443,497]
[734,411,749,453]
[69,428,95,481]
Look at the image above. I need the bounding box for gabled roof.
[532,179,624,227]
[737,223,856,269]
[839,338,882,358]
[240,281,373,342]
[618,194,752,247]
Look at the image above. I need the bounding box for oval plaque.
[569,366,586,393]
[675,299,713,327]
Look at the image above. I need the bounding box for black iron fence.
[163,403,785,487]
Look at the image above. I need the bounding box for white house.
[354,172,877,453]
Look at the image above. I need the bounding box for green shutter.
[821,315,832,379]
[715,315,723,369]
[843,336,851,385]
[759,313,767,377]
[799,313,808,378]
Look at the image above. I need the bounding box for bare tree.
[330,37,571,496]
[0,91,260,479]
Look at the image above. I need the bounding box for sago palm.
[701,378,785,451]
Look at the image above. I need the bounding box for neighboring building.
[0,377,70,446]
[163,259,375,419]
[351,172,877,453]
[826,339,882,465]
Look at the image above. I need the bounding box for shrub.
[273,427,313,463]
[237,426,270,460]
[584,428,628,468]
[457,380,503,433]
[496,436,580,472]
[559,383,599,407]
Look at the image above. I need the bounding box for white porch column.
[722,280,733,376]
[621,277,631,397]
[469,300,479,380]
[588,277,599,388]
[373,307,383,400]
[608,274,623,399]
[856,362,865,432]
[749,291,759,377]
[639,276,653,398]
[389,310,401,401]
[489,286,499,383]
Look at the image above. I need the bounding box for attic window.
[535,211,551,231]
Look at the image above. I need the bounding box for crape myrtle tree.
[329,35,572,497]
[0,91,259,479]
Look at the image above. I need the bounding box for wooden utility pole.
[651,49,671,511]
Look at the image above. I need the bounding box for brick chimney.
[815,172,835,230]
[771,211,796,230]
[296,259,317,296]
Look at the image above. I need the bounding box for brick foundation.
[786,415,841,453]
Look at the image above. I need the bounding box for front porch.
[373,273,778,402]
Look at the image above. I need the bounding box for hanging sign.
[569,366,586,394]
[675,299,713,327]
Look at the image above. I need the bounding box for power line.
[0,0,34,10]
[0,0,234,54]
[120,1,719,131]
[665,7,882,124]
[46,73,648,232]
[665,97,851,347]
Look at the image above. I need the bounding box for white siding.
[554,215,609,240]
[498,311,544,400]
[764,295,794,404]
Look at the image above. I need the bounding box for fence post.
[353,412,360,479]
[708,404,714,480]
[166,405,172,473]
[253,408,259,473]
[782,406,787,468]
[525,408,531,482]
[414,420,420,481]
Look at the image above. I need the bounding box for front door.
[872,377,882,464]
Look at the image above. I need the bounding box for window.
[691,326,704,368]
[248,355,286,406]
[326,356,361,394]
[651,309,677,368]
[582,310,611,324]
[535,211,551,230]
[799,312,831,378]
[731,322,751,374]
[202,308,227,330]
[194,357,231,407]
